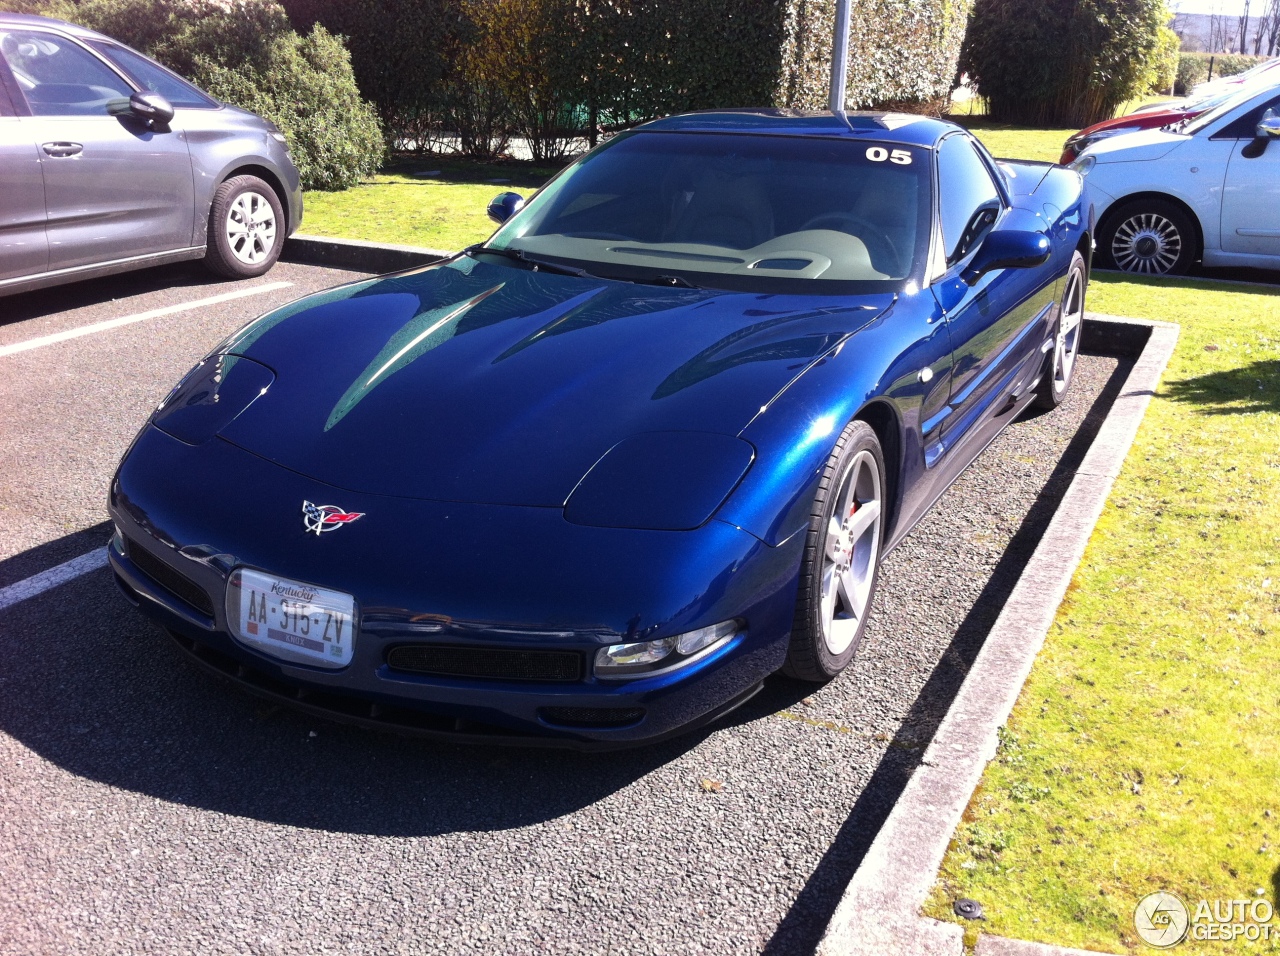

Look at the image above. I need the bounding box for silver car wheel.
[225,190,278,266]
[820,448,882,656]
[1052,266,1084,392]
[1111,212,1181,274]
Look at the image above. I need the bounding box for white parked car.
[1074,82,1280,275]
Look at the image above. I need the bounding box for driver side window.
[1214,93,1280,140]
[937,134,1001,265]
[0,29,132,116]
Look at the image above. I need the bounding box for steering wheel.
[798,213,901,276]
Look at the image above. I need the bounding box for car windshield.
[1183,83,1276,134]
[486,130,931,293]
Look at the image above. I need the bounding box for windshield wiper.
[619,273,699,288]
[464,244,593,278]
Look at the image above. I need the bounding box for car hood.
[1084,127,1186,163]
[213,257,893,506]
[1072,109,1185,139]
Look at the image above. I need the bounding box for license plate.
[227,568,357,669]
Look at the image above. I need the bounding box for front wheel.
[204,175,285,279]
[1097,199,1196,276]
[1033,250,1086,410]
[784,420,886,682]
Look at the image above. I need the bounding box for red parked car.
[1059,96,1228,163]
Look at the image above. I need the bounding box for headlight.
[153,354,274,445]
[565,431,754,531]
[595,620,740,679]
[1069,154,1096,176]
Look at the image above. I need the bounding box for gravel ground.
[0,265,1127,956]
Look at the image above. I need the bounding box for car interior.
[508,132,924,282]
[0,28,131,114]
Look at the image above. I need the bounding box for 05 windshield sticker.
[865,147,913,165]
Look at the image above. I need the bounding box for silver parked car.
[0,12,302,297]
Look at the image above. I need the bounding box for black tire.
[1033,250,1087,410]
[783,419,887,682]
[1097,198,1197,276]
[204,175,285,279]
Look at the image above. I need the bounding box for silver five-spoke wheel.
[1051,264,1083,390]
[1034,249,1087,410]
[225,191,278,266]
[785,419,886,682]
[820,449,882,655]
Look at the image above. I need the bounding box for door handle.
[41,142,83,158]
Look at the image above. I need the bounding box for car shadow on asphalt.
[0,539,713,836]
[0,353,1133,898]
[754,352,1137,956]
[0,263,243,326]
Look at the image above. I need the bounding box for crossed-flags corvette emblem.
[302,500,365,535]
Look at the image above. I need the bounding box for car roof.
[637,109,958,148]
[0,11,109,41]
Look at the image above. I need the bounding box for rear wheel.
[1033,250,1086,410]
[784,420,886,682]
[1098,198,1196,276]
[204,175,285,279]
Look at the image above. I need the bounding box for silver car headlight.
[1069,154,1096,176]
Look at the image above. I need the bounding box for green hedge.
[1175,51,1267,95]
[287,0,974,159]
[961,0,1168,127]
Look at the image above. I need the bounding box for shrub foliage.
[1175,51,1267,95]
[284,0,975,158]
[1148,25,1180,94]
[9,0,383,189]
[961,0,1167,127]
[11,0,975,163]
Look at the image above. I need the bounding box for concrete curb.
[283,234,451,274]
[816,313,1180,956]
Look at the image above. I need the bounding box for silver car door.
[1,26,195,272]
[1221,94,1280,259]
[0,48,48,281]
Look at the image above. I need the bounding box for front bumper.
[108,426,802,748]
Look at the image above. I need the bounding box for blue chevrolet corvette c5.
[108,110,1090,749]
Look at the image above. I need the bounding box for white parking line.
[0,281,293,358]
[0,548,109,612]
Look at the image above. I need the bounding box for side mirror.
[1241,108,1280,158]
[961,230,1051,285]
[129,91,174,127]
[487,191,525,224]
[1257,108,1280,139]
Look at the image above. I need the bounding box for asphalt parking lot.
[0,259,1129,956]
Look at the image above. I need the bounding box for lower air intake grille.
[540,706,645,728]
[126,542,215,617]
[386,644,583,682]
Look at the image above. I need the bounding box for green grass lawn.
[924,274,1280,953]
[300,160,562,252]
[960,119,1075,163]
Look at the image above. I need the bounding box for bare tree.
[1258,0,1280,54]
[1208,0,1227,52]
[1237,0,1251,52]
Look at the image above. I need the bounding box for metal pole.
[829,0,852,113]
